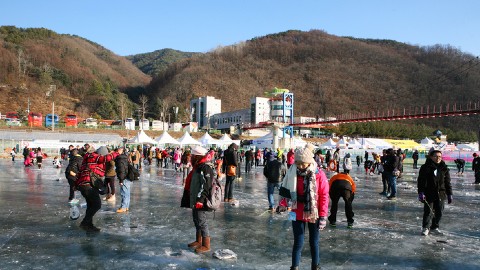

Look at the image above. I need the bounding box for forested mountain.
[127,49,200,76]
[144,30,480,140]
[0,27,479,140]
[0,26,150,119]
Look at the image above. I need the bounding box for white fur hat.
[294,147,315,164]
[191,145,208,156]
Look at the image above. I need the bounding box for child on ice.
[53,156,62,168]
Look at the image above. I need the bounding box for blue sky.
[2,0,479,57]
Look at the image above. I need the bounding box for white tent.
[251,132,307,149]
[154,131,180,146]
[251,132,274,149]
[127,130,157,145]
[293,137,308,148]
[177,131,201,146]
[456,143,478,151]
[420,137,435,145]
[360,138,393,150]
[218,134,241,147]
[320,138,337,149]
[348,138,363,149]
[336,138,348,149]
[198,132,220,146]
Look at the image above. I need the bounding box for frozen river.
[0,158,479,269]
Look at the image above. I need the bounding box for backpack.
[202,163,222,211]
[127,163,140,181]
[131,153,137,162]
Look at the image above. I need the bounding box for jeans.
[422,198,445,230]
[78,185,101,226]
[66,174,76,201]
[387,172,397,197]
[381,172,388,193]
[267,183,279,208]
[224,176,235,200]
[183,166,192,183]
[104,176,116,195]
[192,209,209,237]
[120,179,132,209]
[245,161,251,173]
[292,219,320,268]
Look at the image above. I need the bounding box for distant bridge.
[292,101,480,127]
[242,101,480,129]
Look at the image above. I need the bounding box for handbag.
[279,186,291,199]
[226,165,236,176]
[89,170,106,195]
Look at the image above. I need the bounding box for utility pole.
[47,85,56,132]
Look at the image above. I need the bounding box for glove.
[318,217,327,230]
[195,202,204,209]
[418,192,426,202]
[447,195,452,204]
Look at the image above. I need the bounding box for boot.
[195,236,210,253]
[188,231,202,249]
[311,264,321,270]
[290,267,299,270]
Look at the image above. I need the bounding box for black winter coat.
[417,158,452,201]
[263,159,286,183]
[383,155,398,173]
[222,148,238,172]
[65,154,83,176]
[115,153,129,182]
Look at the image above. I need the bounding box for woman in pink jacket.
[281,144,329,270]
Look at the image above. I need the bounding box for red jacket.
[287,150,295,165]
[292,169,329,221]
[75,151,118,186]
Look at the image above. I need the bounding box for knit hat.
[96,146,109,156]
[191,145,208,156]
[294,146,315,164]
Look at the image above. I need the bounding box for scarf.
[299,167,319,223]
[282,163,319,223]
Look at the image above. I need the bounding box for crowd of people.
[17,140,480,269]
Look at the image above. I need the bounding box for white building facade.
[211,109,250,130]
[189,96,221,129]
[250,97,271,124]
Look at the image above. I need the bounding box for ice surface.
[0,159,479,269]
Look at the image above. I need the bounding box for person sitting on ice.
[53,156,62,168]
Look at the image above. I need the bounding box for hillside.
[144,30,480,136]
[1,27,479,140]
[0,26,150,119]
[126,48,200,76]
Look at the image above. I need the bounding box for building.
[250,97,271,124]
[211,109,250,131]
[191,88,295,133]
[189,96,221,129]
[267,88,294,124]
[293,116,316,124]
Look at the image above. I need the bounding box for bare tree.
[118,93,129,120]
[138,94,149,120]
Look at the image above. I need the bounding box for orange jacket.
[329,173,356,193]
